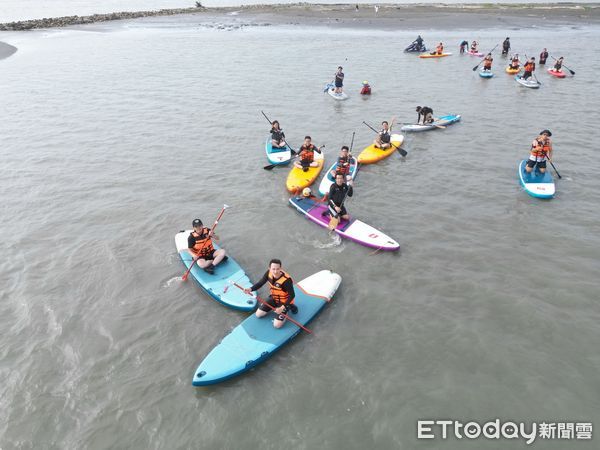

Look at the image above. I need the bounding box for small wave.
[162,276,182,288]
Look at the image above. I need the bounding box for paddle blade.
[263,163,277,170]
[328,215,340,231]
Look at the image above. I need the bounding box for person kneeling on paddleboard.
[482,53,493,71]
[328,173,353,223]
[244,259,297,328]
[510,54,520,70]
[360,80,371,95]
[416,106,434,125]
[270,120,287,149]
[294,136,322,172]
[553,56,564,73]
[525,130,553,174]
[521,57,536,80]
[330,146,352,179]
[431,42,444,55]
[373,121,392,149]
[188,219,228,274]
[334,66,345,94]
[470,40,479,53]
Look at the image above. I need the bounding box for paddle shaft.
[550,55,575,75]
[182,205,229,281]
[543,152,562,179]
[472,43,499,71]
[362,121,407,157]
[232,282,313,334]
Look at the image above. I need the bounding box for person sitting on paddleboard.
[360,80,371,95]
[294,136,322,171]
[416,106,434,125]
[525,130,553,174]
[502,37,511,55]
[460,40,468,54]
[539,48,548,65]
[553,56,564,72]
[431,42,444,55]
[509,54,520,70]
[244,259,297,328]
[521,57,536,80]
[482,53,493,71]
[373,121,392,149]
[334,66,344,94]
[188,219,227,274]
[330,146,352,179]
[470,40,478,53]
[270,120,286,149]
[328,173,353,222]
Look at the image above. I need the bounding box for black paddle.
[550,55,575,75]
[261,110,297,156]
[472,43,499,71]
[362,121,408,157]
[264,144,324,171]
[544,152,562,179]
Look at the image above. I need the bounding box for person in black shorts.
[328,173,353,222]
[334,66,345,94]
[187,218,227,274]
[244,259,297,328]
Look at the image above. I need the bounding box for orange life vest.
[483,58,492,69]
[300,144,316,163]
[268,270,292,305]
[524,62,535,72]
[436,45,443,54]
[335,156,351,176]
[530,138,551,159]
[191,228,214,257]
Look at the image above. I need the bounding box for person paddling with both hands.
[482,53,493,71]
[294,135,322,172]
[188,218,228,274]
[525,130,553,174]
[244,259,297,329]
[520,56,536,81]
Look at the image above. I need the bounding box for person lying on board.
[188,218,227,274]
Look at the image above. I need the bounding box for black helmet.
[192,218,202,227]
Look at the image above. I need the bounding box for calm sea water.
[1,14,599,450]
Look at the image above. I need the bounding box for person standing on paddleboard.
[373,121,392,149]
[334,66,345,94]
[521,57,536,80]
[244,259,297,328]
[294,136,322,171]
[270,120,286,149]
[328,173,353,224]
[416,106,434,124]
[539,48,548,65]
[188,219,227,274]
[482,53,493,71]
[502,37,511,55]
[329,146,352,180]
[525,130,553,174]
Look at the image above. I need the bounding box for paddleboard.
[175,231,257,311]
[506,66,521,74]
[515,75,540,89]
[192,270,342,386]
[286,149,325,193]
[400,114,461,132]
[357,133,404,164]
[288,196,400,251]
[479,70,494,78]
[547,69,566,78]
[318,156,358,196]
[327,87,348,101]
[265,137,292,165]
[419,52,452,58]
[468,51,484,57]
[518,160,555,199]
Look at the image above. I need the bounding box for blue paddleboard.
[518,160,555,199]
[479,70,494,78]
[175,231,256,311]
[192,270,342,386]
[265,136,292,165]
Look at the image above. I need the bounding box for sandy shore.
[1,3,599,31]
[0,41,18,59]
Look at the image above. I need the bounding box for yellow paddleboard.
[506,66,521,74]
[357,134,404,164]
[286,151,325,193]
[419,53,452,58]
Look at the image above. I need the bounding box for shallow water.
[1,16,599,450]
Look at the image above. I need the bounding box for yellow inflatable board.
[357,134,404,164]
[506,66,521,74]
[419,53,452,58]
[286,150,325,193]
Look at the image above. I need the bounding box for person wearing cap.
[244,259,297,329]
[187,219,227,274]
[526,130,553,174]
[329,146,353,179]
[521,56,536,80]
[334,66,345,94]
[360,80,371,95]
[416,106,434,124]
[502,37,511,55]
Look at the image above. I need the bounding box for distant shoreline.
[1,3,600,31]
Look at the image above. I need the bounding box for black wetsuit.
[418,107,434,124]
[539,51,548,65]
[502,39,511,55]
[328,182,353,218]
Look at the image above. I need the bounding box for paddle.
[261,110,297,156]
[544,152,562,179]
[472,43,499,71]
[232,282,313,334]
[264,144,324,171]
[181,204,230,282]
[328,132,356,230]
[362,121,408,157]
[550,55,575,75]
[323,81,334,93]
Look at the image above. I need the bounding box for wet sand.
[1,4,600,31]
[0,41,17,59]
